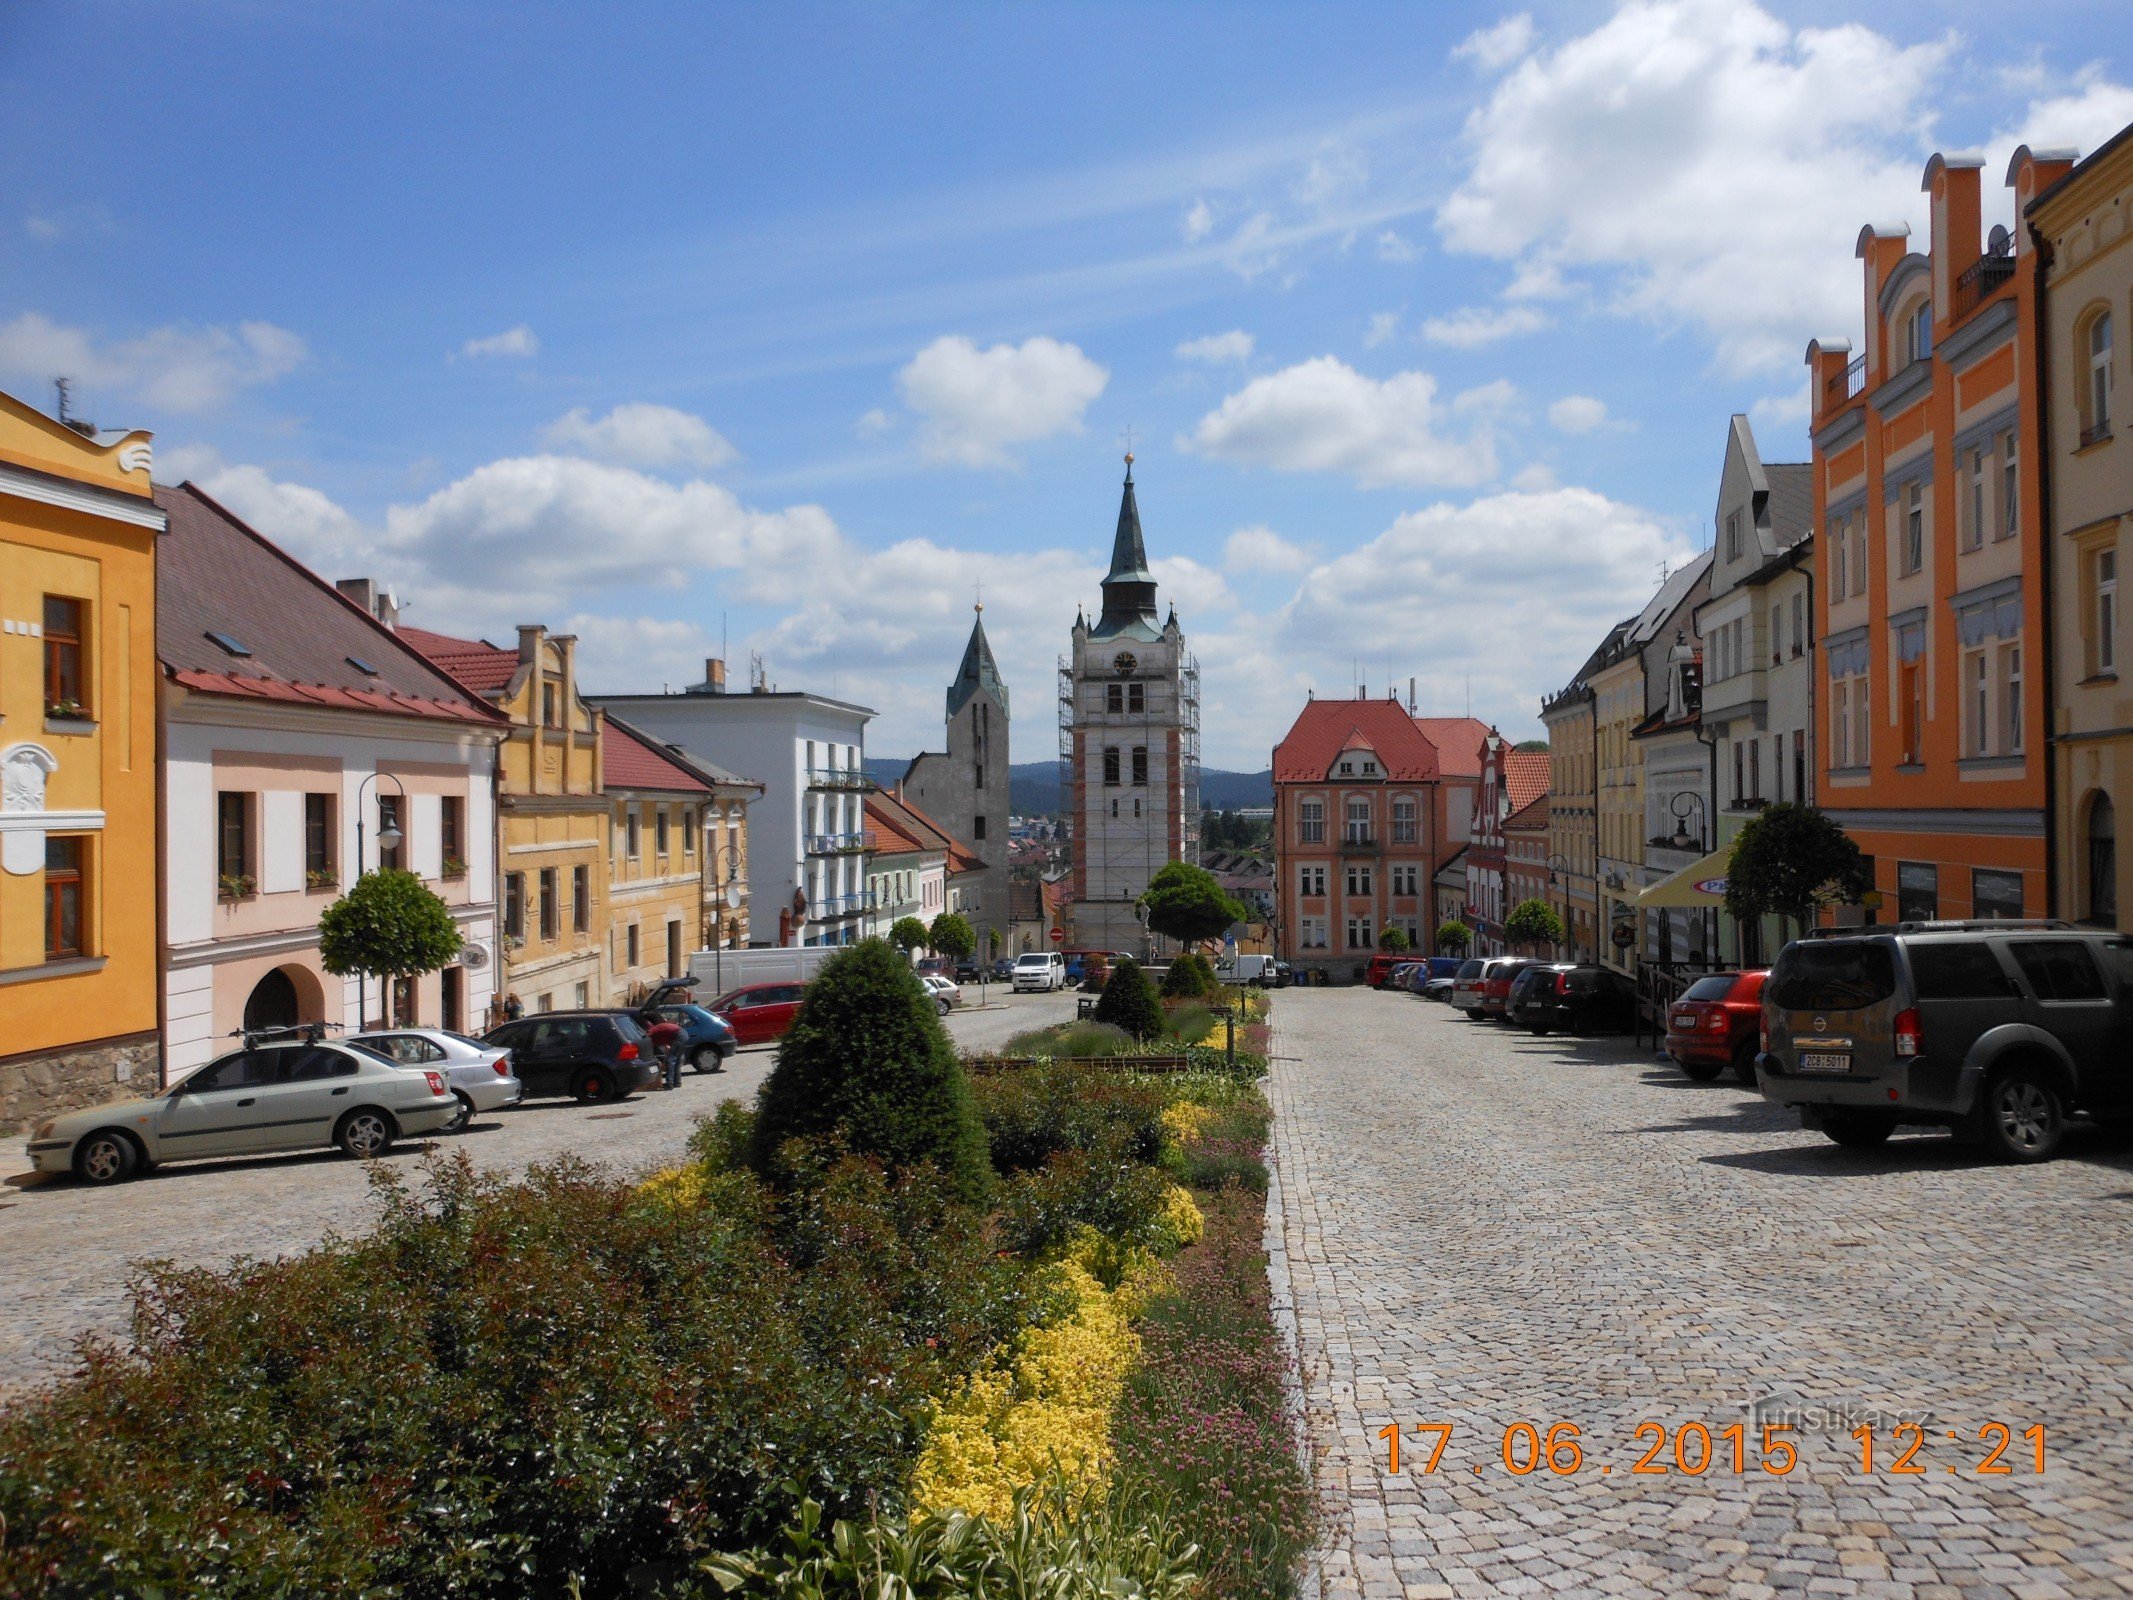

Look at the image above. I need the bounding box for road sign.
[1049,927,1065,943]
[1611,923,1636,949]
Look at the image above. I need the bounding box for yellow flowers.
[1160,1101,1216,1150]
[1155,1184,1205,1252]
[638,1164,709,1210]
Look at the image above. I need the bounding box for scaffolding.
[1057,654,1075,876]
[1181,653,1201,864]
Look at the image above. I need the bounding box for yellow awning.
[1636,848,1731,908]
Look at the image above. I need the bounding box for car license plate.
[1671,1012,1695,1030]
[1797,1051,1852,1074]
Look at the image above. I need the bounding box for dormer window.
[1907,300,1933,365]
[1339,761,1353,775]
[1361,760,1378,776]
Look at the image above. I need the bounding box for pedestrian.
[502,992,524,1022]
[648,1013,685,1090]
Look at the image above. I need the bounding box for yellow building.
[1541,655,1604,965]
[0,389,163,1126]
[601,713,722,1001]
[1590,647,1647,976]
[402,622,610,1015]
[2035,126,2133,928]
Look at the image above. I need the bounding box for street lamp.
[1669,791,1707,852]
[353,770,406,1028]
[1546,851,1573,960]
[709,835,744,998]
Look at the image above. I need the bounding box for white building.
[592,661,873,948]
[1064,459,1199,956]
[155,485,506,1075]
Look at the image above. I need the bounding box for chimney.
[1855,224,1912,382]
[703,657,727,694]
[336,578,399,630]
[1923,153,1985,319]
[516,623,546,666]
[2005,145,2081,256]
[1806,337,1855,424]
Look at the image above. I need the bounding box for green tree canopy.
[1377,924,1412,953]
[1436,920,1472,955]
[1724,802,1871,928]
[751,938,990,1202]
[1504,898,1565,951]
[1137,860,1247,947]
[927,912,975,962]
[888,916,929,954]
[318,869,462,980]
[1093,956,1164,1041]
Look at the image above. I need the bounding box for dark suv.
[1759,921,2133,1161]
[481,1011,659,1104]
[1506,963,1636,1035]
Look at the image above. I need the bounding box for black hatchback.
[1506,963,1637,1035]
[481,1011,659,1103]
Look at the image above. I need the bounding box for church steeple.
[946,602,1009,721]
[1096,454,1159,634]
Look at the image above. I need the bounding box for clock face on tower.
[1112,651,1138,676]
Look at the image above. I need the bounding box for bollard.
[1226,1011,1235,1068]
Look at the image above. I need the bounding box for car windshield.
[1768,941,1898,1010]
[343,1041,397,1065]
[1680,975,1737,1002]
[1456,960,1483,979]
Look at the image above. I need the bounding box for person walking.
[648,1013,685,1090]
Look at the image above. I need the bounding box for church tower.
[1063,456,1200,957]
[901,605,1010,957]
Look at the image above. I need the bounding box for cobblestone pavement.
[1267,988,2133,1600]
[0,989,1070,1397]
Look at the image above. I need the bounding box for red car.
[1477,958,1542,1021]
[1663,970,1768,1082]
[710,981,807,1046]
[1364,953,1415,988]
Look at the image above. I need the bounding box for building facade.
[1630,634,1715,967]
[901,607,1010,958]
[1064,460,1199,955]
[2034,128,2132,929]
[1541,638,1612,965]
[601,715,720,1002]
[158,488,506,1071]
[1805,150,2061,924]
[1503,793,1553,950]
[0,391,162,1126]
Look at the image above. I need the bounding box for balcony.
[1952,252,2016,322]
[1822,354,1865,409]
[1337,833,1382,854]
[806,831,870,856]
[807,768,874,792]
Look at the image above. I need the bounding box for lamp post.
[1668,792,1713,968]
[709,837,743,998]
[353,770,406,1028]
[1546,851,1573,959]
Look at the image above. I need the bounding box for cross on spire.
[1119,423,1137,466]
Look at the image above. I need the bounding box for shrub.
[1161,1004,1216,1046]
[1092,958,1163,1042]
[928,911,975,962]
[999,1021,1137,1060]
[752,939,991,1204]
[889,915,930,954]
[318,867,462,983]
[973,1062,1171,1175]
[1158,952,1216,999]
[998,1139,1181,1262]
[1436,919,1472,955]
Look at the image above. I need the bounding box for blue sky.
[5,0,2127,768]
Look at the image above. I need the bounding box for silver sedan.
[349,1028,524,1133]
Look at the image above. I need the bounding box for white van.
[1012,951,1066,992]
[1230,954,1280,987]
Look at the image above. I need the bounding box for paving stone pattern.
[0,990,1067,1399]
[1267,988,2133,1600]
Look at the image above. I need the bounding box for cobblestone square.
[1267,988,2133,1600]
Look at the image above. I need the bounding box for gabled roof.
[1765,463,1813,548]
[1504,793,1551,832]
[1504,751,1550,813]
[1412,716,1493,778]
[602,714,714,795]
[1273,698,1444,784]
[153,483,503,728]
[946,607,1009,721]
[397,625,520,696]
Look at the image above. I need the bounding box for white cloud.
[1454,14,1537,72]
[856,407,894,436]
[1364,311,1401,349]
[1223,524,1315,575]
[1175,330,1256,364]
[1181,198,1216,242]
[1375,229,1419,263]
[541,402,738,470]
[1511,463,1559,492]
[896,334,1109,468]
[1182,355,1500,489]
[0,312,306,414]
[1294,144,1367,208]
[1548,394,1610,434]
[1992,66,2133,169]
[1420,304,1549,347]
[459,325,539,360]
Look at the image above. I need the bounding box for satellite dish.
[1988,223,2011,256]
[723,883,745,911]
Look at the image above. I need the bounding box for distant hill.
[866,757,1269,818]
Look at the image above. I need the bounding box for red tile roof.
[154,484,503,728]
[1272,698,1445,783]
[601,715,713,794]
[398,625,520,696]
[1504,751,1551,814]
[1504,793,1551,832]
[1411,717,1493,778]
[871,789,985,872]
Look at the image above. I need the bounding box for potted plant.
[305,867,339,890]
[44,697,93,725]
[441,856,469,879]
[218,872,257,901]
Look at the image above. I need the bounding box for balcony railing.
[1952,251,2017,322]
[806,831,870,855]
[807,768,874,792]
[1823,354,1866,408]
[1339,833,1381,852]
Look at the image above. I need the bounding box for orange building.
[1804,148,2077,921]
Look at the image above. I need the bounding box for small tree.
[1378,924,1412,953]
[928,911,975,963]
[319,870,462,1006]
[751,938,990,1201]
[1138,860,1247,947]
[888,916,929,956]
[1093,956,1164,1041]
[1504,898,1565,952]
[986,926,1002,957]
[1436,920,1472,956]
[1725,802,1870,931]
[1160,950,1215,999]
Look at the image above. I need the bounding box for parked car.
[1272,961,1293,988]
[991,957,1017,981]
[633,978,738,1073]
[1228,953,1283,987]
[915,957,953,980]
[1476,957,1544,1021]
[348,1026,523,1132]
[707,981,809,1045]
[1758,921,2133,1160]
[1012,951,1067,992]
[26,1034,458,1184]
[921,973,962,1012]
[1365,952,1418,988]
[954,957,984,983]
[480,1010,660,1102]
[1663,970,1768,1083]
[1407,956,1464,1000]
[1449,958,1489,1017]
[1506,963,1637,1035]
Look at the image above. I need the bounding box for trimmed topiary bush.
[1159,952,1216,999]
[1093,957,1164,1042]
[751,938,992,1203]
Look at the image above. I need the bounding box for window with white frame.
[1344,797,1371,843]
[1770,603,1782,666]
[1967,649,1990,756]
[1299,864,1325,897]
[1851,516,1869,595]
[1345,864,1372,897]
[2084,310,2114,439]
[1391,797,1417,843]
[1345,918,1374,949]
[1999,641,2023,755]
[2094,547,2119,676]
[1965,449,1987,551]
[1300,916,1328,949]
[1791,592,1805,656]
[1393,865,1418,895]
[1902,482,1924,573]
[1831,680,1851,770]
[1909,300,1933,364]
[1299,799,1325,842]
[2000,434,2019,539]
[1832,514,1849,599]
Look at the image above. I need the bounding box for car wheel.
[1731,1043,1760,1085]
[690,1045,718,1074]
[937,997,951,1015]
[73,1130,137,1186]
[1821,1110,1897,1148]
[1680,1059,1725,1082]
[1980,1062,2064,1163]
[574,1068,618,1104]
[335,1108,397,1160]
[442,1092,474,1135]
[1527,1023,1550,1036]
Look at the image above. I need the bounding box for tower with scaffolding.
[1058,455,1200,957]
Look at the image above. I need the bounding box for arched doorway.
[244,968,299,1032]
